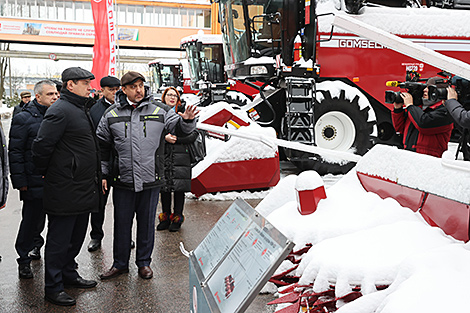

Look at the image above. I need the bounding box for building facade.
[0,0,216,49]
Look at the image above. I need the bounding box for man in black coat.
[87,75,120,252]
[445,86,470,160]
[32,67,101,306]
[12,91,32,116]
[9,80,58,279]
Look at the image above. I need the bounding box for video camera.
[384,81,427,104]
[427,75,470,108]
[385,71,470,108]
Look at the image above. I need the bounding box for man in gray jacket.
[97,71,198,280]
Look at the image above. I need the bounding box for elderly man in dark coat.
[32,67,101,306]
[9,80,58,279]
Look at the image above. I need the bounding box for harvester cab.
[180,33,228,106]
[148,58,184,98]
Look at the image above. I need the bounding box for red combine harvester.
[212,0,470,174]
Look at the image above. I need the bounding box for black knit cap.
[61,67,95,82]
[121,71,145,86]
[100,76,121,88]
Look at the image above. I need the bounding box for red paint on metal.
[191,154,280,197]
[202,108,250,127]
[296,186,327,215]
[357,171,470,242]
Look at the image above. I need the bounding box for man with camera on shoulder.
[391,77,454,158]
[444,86,470,160]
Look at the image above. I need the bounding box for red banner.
[91,0,117,91]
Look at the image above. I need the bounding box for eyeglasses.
[166,94,178,99]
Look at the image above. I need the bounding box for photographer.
[444,86,470,160]
[445,87,470,127]
[392,77,454,158]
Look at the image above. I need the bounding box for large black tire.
[289,89,375,175]
[224,91,250,109]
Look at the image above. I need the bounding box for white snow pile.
[257,146,470,312]
[356,144,470,204]
[295,170,324,191]
[317,0,470,37]
[193,102,278,178]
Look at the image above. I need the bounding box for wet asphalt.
[0,189,278,313]
[0,117,285,313]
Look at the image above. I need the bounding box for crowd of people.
[1,67,199,306]
[1,68,469,307]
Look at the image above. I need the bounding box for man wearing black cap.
[392,77,454,158]
[87,75,120,252]
[32,67,101,306]
[96,71,198,281]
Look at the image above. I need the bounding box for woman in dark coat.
[157,87,198,232]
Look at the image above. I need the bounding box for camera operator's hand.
[400,92,414,108]
[447,86,458,100]
[393,102,403,109]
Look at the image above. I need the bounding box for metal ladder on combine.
[285,77,315,146]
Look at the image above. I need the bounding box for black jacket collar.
[60,88,96,109]
[31,99,48,115]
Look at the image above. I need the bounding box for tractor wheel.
[224,91,250,109]
[290,89,375,175]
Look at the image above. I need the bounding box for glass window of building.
[64,1,73,20]
[144,6,153,25]
[134,5,143,25]
[0,0,210,29]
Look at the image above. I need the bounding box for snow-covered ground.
[256,144,470,313]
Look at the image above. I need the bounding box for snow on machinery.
[180,32,259,107]
[212,0,470,174]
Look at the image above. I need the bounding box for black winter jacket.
[163,126,198,193]
[90,97,112,129]
[12,100,29,117]
[32,89,101,216]
[9,100,48,200]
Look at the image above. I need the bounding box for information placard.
[193,200,252,278]
[189,198,294,313]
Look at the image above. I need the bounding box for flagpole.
[114,0,121,77]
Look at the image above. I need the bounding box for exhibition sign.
[189,199,294,313]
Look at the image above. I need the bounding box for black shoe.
[130,240,135,249]
[169,215,184,232]
[169,222,182,232]
[64,277,97,289]
[45,291,76,306]
[18,263,33,279]
[87,239,101,252]
[157,219,170,231]
[28,246,41,260]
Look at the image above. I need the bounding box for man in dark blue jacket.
[32,67,101,306]
[9,80,58,279]
[87,75,121,252]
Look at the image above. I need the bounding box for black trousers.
[15,199,46,264]
[44,212,89,294]
[89,187,110,241]
[160,191,185,216]
[112,187,160,269]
